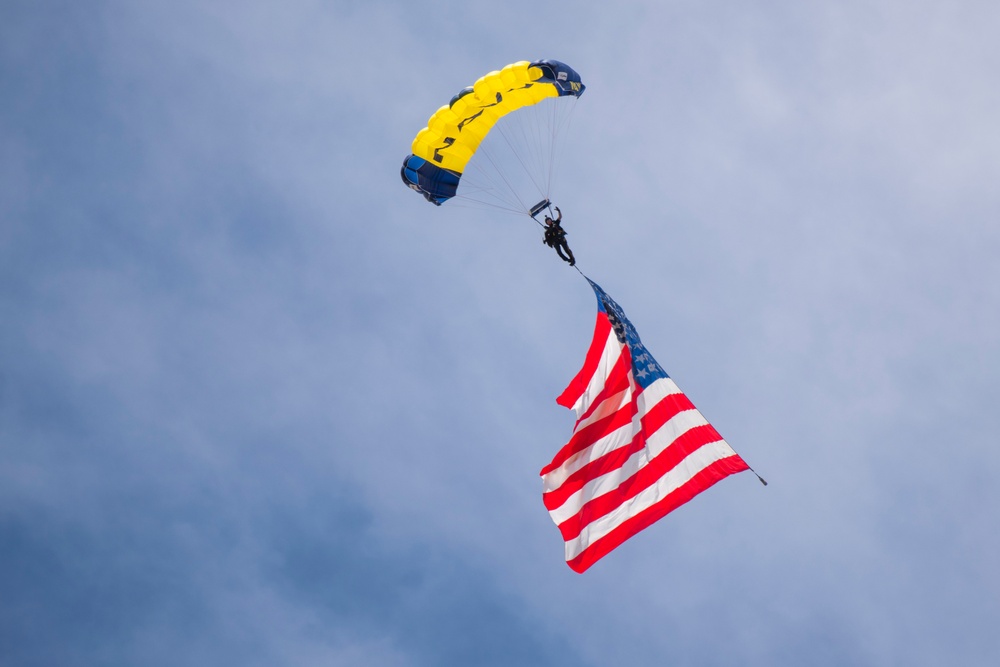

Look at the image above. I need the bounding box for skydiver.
[543,207,575,266]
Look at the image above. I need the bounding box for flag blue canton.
[588,280,669,390]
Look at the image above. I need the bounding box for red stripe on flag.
[540,399,633,479]
[541,390,698,511]
[543,435,642,511]
[557,423,734,542]
[557,314,613,409]
[576,349,631,425]
[540,352,632,476]
[565,455,750,573]
[639,391,695,435]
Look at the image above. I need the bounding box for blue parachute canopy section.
[401,155,459,206]
[530,59,585,96]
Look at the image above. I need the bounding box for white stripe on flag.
[564,441,738,562]
[569,333,622,418]
[542,377,686,492]
[546,406,711,525]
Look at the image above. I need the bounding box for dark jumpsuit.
[543,213,575,266]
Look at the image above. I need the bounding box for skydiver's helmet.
[544,216,553,225]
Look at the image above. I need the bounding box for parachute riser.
[529,198,557,227]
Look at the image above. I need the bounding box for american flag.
[541,279,753,573]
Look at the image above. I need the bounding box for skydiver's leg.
[555,245,570,262]
[560,242,576,266]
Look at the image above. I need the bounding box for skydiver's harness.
[543,223,566,247]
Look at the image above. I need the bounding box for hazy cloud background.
[3,1,999,665]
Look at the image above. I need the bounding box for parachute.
[401,60,585,214]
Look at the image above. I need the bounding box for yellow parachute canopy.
[401,60,585,206]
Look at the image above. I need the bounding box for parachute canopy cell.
[401,60,585,205]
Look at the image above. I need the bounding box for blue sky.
[3,1,999,665]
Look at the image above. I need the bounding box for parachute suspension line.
[545,97,559,198]
[520,100,554,199]
[497,96,578,215]
[483,96,575,211]
[478,138,531,212]
[452,146,527,214]
[538,102,557,196]
[513,100,550,199]
[457,134,528,214]
[536,96,575,203]
[455,101,568,216]
[502,104,535,194]
[494,112,547,203]
[447,197,527,217]
[530,102,551,196]
[547,97,578,200]
[455,101,558,216]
